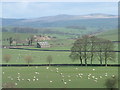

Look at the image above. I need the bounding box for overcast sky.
[1,2,118,19]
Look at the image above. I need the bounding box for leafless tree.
[24,56,32,66]
[102,40,116,66]
[46,55,53,66]
[3,54,11,66]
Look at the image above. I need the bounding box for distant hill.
[1,14,118,29]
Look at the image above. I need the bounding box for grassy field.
[2,29,119,88]
[2,48,118,64]
[98,29,118,41]
[2,66,118,88]
[2,29,119,64]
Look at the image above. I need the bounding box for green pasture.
[2,48,118,64]
[2,29,119,64]
[2,66,118,88]
[98,29,118,41]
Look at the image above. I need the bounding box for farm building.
[37,42,50,48]
[33,35,52,41]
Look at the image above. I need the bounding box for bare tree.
[46,55,53,66]
[103,40,116,66]
[70,35,90,66]
[24,56,32,66]
[3,54,11,66]
[96,38,105,65]
[69,38,83,66]
[70,35,116,66]
[89,36,98,65]
[80,35,91,66]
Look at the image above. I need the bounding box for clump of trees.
[27,36,34,46]
[69,35,116,66]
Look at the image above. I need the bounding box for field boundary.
[9,48,120,52]
[1,64,120,67]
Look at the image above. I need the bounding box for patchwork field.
[2,29,119,88]
[2,66,118,88]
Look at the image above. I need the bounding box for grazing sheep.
[17,79,20,81]
[60,73,63,75]
[56,71,59,73]
[112,75,115,78]
[95,78,98,80]
[35,72,38,74]
[15,83,17,86]
[88,77,90,79]
[64,82,67,84]
[50,80,52,83]
[27,79,30,81]
[105,74,108,77]
[80,76,82,78]
[46,67,49,69]
[76,68,78,70]
[33,79,35,81]
[81,73,83,75]
[76,75,78,77]
[56,68,58,70]
[92,76,95,78]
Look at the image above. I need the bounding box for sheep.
[64,82,67,84]
[50,80,52,83]
[15,83,17,86]
[99,76,102,78]
[27,79,30,81]
[46,67,49,69]
[33,79,36,81]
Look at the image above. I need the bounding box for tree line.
[69,35,116,66]
[3,54,53,67]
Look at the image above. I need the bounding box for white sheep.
[50,80,52,83]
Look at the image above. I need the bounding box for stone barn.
[37,42,50,48]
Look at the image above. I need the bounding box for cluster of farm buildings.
[3,35,53,48]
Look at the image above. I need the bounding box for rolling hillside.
[1,14,118,29]
[97,29,118,41]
